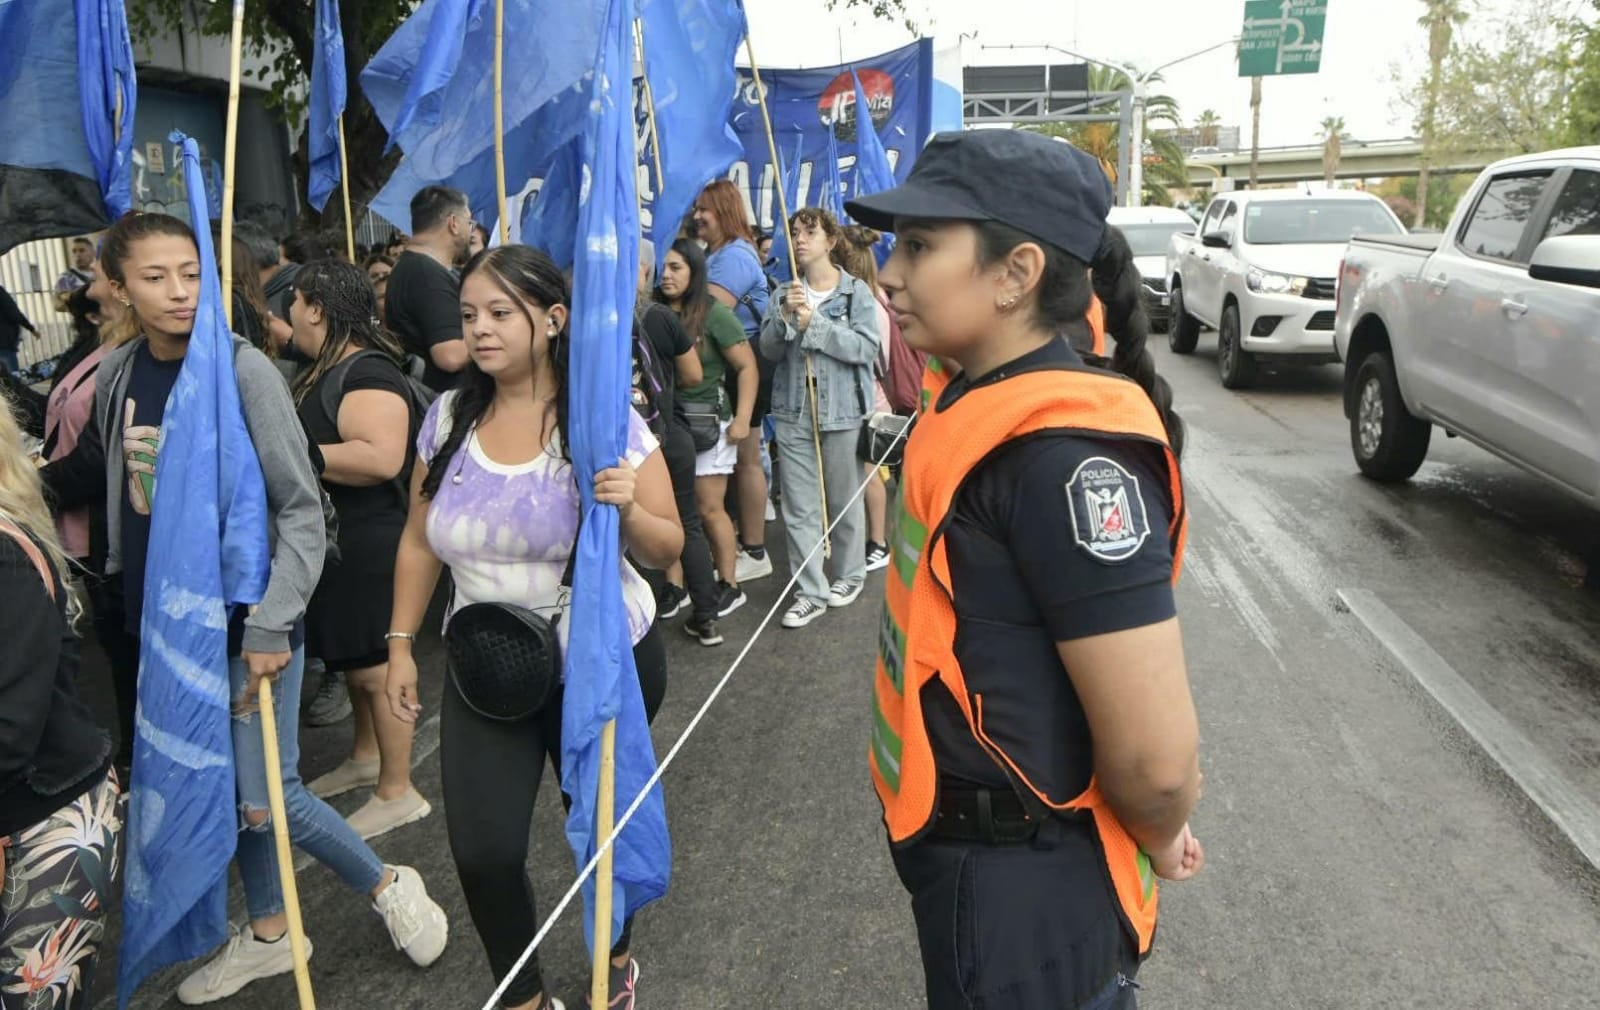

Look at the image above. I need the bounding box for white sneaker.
[828,578,865,608]
[781,596,827,629]
[347,788,432,840]
[764,499,777,522]
[176,925,310,1005]
[308,756,380,799]
[735,549,774,583]
[373,865,448,967]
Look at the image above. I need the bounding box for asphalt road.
[84,333,1600,1009]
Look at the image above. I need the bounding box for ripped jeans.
[230,646,385,921]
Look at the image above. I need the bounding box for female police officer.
[845,130,1203,1009]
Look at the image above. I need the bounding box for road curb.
[1338,587,1600,871]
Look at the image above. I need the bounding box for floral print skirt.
[1,771,122,1010]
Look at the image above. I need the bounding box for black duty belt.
[930,784,1039,845]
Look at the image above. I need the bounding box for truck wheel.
[1169,286,1200,354]
[1351,351,1431,482]
[1217,303,1257,389]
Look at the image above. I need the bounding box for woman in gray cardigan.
[759,208,883,629]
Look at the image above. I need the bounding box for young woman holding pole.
[41,214,448,1006]
[757,207,881,630]
[385,245,681,1010]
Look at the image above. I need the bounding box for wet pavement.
[83,333,1600,1008]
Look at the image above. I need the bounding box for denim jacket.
[758,269,882,433]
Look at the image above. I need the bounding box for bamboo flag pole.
[588,721,619,1009]
[225,5,315,1007]
[492,0,510,245]
[337,116,355,261]
[743,35,830,557]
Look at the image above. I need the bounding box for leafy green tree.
[1025,66,1186,206]
[128,0,410,229]
[1414,0,1470,227]
[1320,116,1347,186]
[1195,109,1222,148]
[1560,1,1600,146]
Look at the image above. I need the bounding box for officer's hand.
[1151,823,1204,882]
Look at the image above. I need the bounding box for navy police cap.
[845,129,1114,264]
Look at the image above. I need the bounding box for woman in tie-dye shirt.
[385,245,682,1010]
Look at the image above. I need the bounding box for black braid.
[289,258,409,405]
[1090,226,1185,458]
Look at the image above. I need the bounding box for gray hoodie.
[52,335,325,654]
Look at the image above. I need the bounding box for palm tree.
[1320,115,1347,185]
[1195,109,1222,148]
[1416,0,1470,226]
[1249,77,1263,188]
[1026,65,1186,206]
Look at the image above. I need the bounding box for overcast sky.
[746,0,1528,148]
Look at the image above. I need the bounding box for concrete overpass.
[1185,138,1516,187]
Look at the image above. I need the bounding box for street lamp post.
[986,38,1240,209]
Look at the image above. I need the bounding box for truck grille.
[1307,310,1336,330]
[1303,277,1337,300]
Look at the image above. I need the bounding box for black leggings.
[664,419,720,622]
[441,626,668,1006]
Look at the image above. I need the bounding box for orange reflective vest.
[875,357,1187,955]
[919,297,1106,408]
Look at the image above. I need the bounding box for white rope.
[478,415,914,1009]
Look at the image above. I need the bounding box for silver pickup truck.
[1335,147,1600,504]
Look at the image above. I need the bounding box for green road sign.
[1238,0,1327,77]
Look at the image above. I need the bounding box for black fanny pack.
[857,411,913,468]
[680,401,723,452]
[443,540,576,722]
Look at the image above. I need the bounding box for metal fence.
[2,237,79,368]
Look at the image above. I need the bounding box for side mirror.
[1528,235,1600,289]
[1201,231,1232,250]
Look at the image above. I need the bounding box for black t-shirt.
[119,343,184,634]
[384,251,462,394]
[924,338,1177,789]
[637,303,693,424]
[298,352,415,530]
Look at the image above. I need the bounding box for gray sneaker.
[305,667,351,726]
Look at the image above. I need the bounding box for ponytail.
[1090,226,1184,457]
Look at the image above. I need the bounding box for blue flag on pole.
[518,137,583,268]
[637,0,746,269]
[850,71,898,260]
[765,131,806,284]
[562,0,671,953]
[0,0,136,254]
[822,125,847,220]
[117,133,272,1008]
[307,0,348,212]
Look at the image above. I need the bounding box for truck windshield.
[1119,222,1196,257]
[1243,201,1403,244]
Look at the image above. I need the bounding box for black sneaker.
[584,956,640,1009]
[683,616,724,646]
[865,542,890,572]
[715,580,746,618]
[656,584,688,621]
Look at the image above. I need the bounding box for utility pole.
[1249,75,1263,188]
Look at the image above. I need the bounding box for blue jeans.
[230,646,384,921]
[0,348,18,374]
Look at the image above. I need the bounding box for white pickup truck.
[1166,189,1406,388]
[1335,147,1600,503]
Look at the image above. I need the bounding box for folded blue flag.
[117,133,272,1008]
[766,131,806,284]
[561,0,672,954]
[519,138,583,269]
[823,124,847,221]
[307,0,348,212]
[0,0,136,254]
[637,0,747,270]
[851,71,898,262]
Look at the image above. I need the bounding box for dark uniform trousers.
[891,813,1142,1010]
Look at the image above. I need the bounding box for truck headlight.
[1246,269,1309,295]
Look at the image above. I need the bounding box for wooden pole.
[633,19,666,198]
[220,0,245,330]
[257,688,317,1010]
[589,721,619,1008]
[743,35,830,556]
[337,116,355,262]
[493,0,510,245]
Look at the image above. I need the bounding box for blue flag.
[850,71,898,261]
[117,133,272,1008]
[637,0,746,269]
[307,0,348,212]
[562,0,671,953]
[822,125,847,221]
[765,130,806,284]
[361,0,602,183]
[518,137,583,269]
[0,0,136,254]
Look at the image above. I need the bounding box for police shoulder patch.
[1065,455,1151,564]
